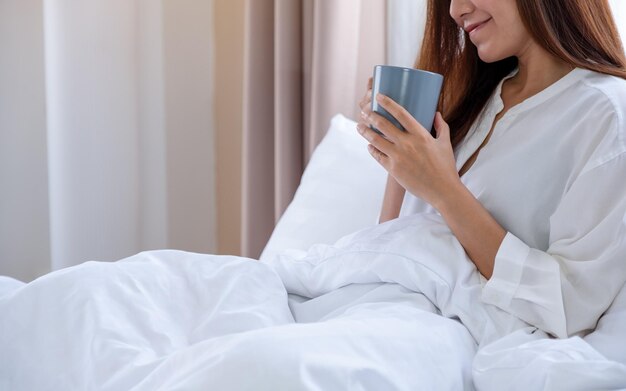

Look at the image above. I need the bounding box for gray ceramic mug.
[370,65,444,136]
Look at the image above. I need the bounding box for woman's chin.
[476,50,508,64]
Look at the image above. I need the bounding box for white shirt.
[399,68,626,338]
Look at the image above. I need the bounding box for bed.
[1,114,625,390]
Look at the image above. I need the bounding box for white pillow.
[260,114,387,261]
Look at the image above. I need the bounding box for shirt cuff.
[482,232,531,309]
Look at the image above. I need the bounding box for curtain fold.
[0,0,50,280]
[43,0,143,271]
[0,0,217,281]
[242,0,387,258]
[609,0,626,46]
[386,0,426,67]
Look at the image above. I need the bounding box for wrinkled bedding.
[1,213,625,390]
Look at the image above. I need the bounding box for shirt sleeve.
[482,153,626,338]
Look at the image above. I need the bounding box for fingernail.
[356,124,364,134]
[360,111,367,119]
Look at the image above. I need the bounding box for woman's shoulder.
[576,69,626,119]
[571,69,626,174]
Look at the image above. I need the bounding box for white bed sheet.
[2,213,625,390]
[1,219,478,390]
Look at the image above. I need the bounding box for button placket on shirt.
[455,101,502,172]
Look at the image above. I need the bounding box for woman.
[358,0,626,339]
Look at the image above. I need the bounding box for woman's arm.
[432,180,505,279]
[357,94,504,278]
[379,174,405,223]
[359,93,626,338]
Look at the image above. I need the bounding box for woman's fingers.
[361,110,404,144]
[361,103,372,117]
[359,89,372,111]
[358,77,374,111]
[356,122,394,157]
[433,112,450,141]
[367,144,390,169]
[357,106,372,132]
[375,94,430,138]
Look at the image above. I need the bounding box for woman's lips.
[466,18,491,35]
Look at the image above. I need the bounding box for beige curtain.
[0,0,217,281]
[241,0,386,258]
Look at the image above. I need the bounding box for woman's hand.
[358,77,373,113]
[357,79,407,222]
[357,77,374,128]
[357,94,506,279]
[356,94,461,211]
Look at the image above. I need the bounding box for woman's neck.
[505,42,575,101]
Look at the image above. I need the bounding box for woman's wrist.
[379,175,406,223]
[432,178,505,278]
[430,177,467,214]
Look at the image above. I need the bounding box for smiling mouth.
[466,18,491,35]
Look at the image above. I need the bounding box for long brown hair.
[417,0,626,148]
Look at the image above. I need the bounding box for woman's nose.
[449,0,474,26]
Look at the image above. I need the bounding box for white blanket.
[1,213,625,390]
